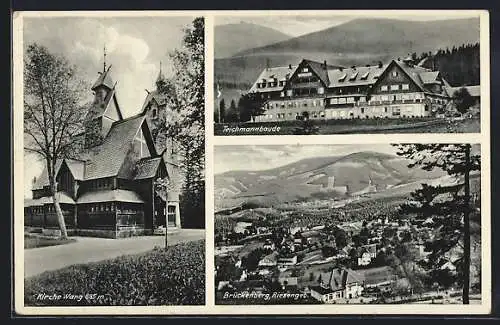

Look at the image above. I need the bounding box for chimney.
[351,65,356,70]
[288,64,292,70]
[323,60,327,70]
[266,58,270,71]
[378,61,383,68]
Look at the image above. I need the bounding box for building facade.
[24,63,181,238]
[250,57,454,122]
[309,268,364,303]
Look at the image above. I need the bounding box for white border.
[13,9,491,315]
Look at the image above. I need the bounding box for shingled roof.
[25,192,75,206]
[64,159,85,181]
[91,66,114,91]
[303,59,341,87]
[249,64,298,93]
[30,112,157,190]
[319,268,365,292]
[85,88,118,120]
[82,114,147,180]
[141,90,168,111]
[133,157,162,180]
[327,64,387,88]
[77,189,144,204]
[32,160,63,190]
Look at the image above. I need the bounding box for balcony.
[325,102,355,109]
[367,99,422,106]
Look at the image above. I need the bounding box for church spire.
[156,61,166,90]
[103,45,107,72]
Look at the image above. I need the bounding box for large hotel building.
[249,57,455,122]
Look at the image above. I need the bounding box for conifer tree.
[395,144,480,304]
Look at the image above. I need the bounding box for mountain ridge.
[215,151,445,208]
[215,17,480,103]
[215,22,291,59]
[234,17,480,57]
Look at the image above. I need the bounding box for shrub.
[25,240,205,306]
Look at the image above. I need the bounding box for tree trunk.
[51,182,68,239]
[48,163,68,240]
[462,145,471,304]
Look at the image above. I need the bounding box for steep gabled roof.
[302,59,336,87]
[81,114,147,180]
[91,66,114,91]
[64,159,86,181]
[31,113,157,188]
[141,90,169,112]
[32,160,63,190]
[85,88,123,121]
[133,157,163,180]
[249,64,298,93]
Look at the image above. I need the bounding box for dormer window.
[361,71,369,80]
[349,71,358,81]
[338,73,347,82]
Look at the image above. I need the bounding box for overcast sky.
[22,15,196,198]
[215,13,480,37]
[214,144,399,175]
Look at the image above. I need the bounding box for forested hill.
[418,43,480,86]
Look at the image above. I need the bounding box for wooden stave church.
[24,62,182,238]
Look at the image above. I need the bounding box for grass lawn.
[24,235,76,249]
[214,117,480,135]
[25,239,205,306]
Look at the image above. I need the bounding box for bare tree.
[24,43,87,239]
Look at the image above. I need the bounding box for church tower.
[142,63,182,211]
[84,47,123,148]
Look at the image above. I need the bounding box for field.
[25,240,205,306]
[214,117,480,136]
[24,234,76,249]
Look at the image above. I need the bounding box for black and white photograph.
[214,144,483,305]
[214,13,483,135]
[17,13,206,306]
[12,8,491,316]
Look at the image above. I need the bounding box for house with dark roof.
[249,57,455,122]
[309,268,364,303]
[24,63,181,238]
